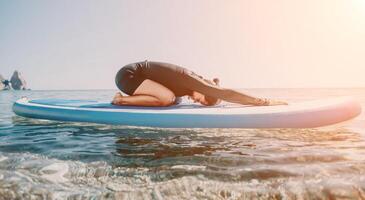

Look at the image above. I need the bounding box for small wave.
[1,151,365,199]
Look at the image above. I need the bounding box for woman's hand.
[267,99,288,106]
[256,98,288,106]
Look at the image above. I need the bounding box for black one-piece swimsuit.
[115,60,209,97]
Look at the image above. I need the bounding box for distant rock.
[3,79,11,90]
[10,70,27,90]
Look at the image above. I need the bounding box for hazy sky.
[0,0,364,90]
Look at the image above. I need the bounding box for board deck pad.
[13,97,361,128]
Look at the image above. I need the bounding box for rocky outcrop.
[10,70,27,90]
[3,79,11,90]
[0,71,28,91]
[0,74,12,90]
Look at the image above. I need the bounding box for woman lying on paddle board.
[112,60,287,107]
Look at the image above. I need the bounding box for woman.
[112,60,287,107]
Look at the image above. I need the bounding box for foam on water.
[1,150,365,199]
[40,163,69,183]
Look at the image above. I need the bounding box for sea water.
[0,89,365,199]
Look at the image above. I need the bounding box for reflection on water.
[116,136,226,160]
[1,89,365,199]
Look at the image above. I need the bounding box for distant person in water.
[112,60,287,107]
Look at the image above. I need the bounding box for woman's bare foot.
[114,92,123,98]
[112,92,123,105]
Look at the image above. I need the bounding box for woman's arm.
[184,74,286,106]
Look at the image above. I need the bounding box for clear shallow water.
[1,89,365,199]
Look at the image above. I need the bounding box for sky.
[0,0,364,90]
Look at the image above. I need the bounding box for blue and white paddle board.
[13,97,361,128]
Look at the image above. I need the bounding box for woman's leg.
[183,72,273,105]
[112,79,176,107]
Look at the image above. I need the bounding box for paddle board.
[12,97,361,128]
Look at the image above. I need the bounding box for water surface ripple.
[1,89,365,199]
